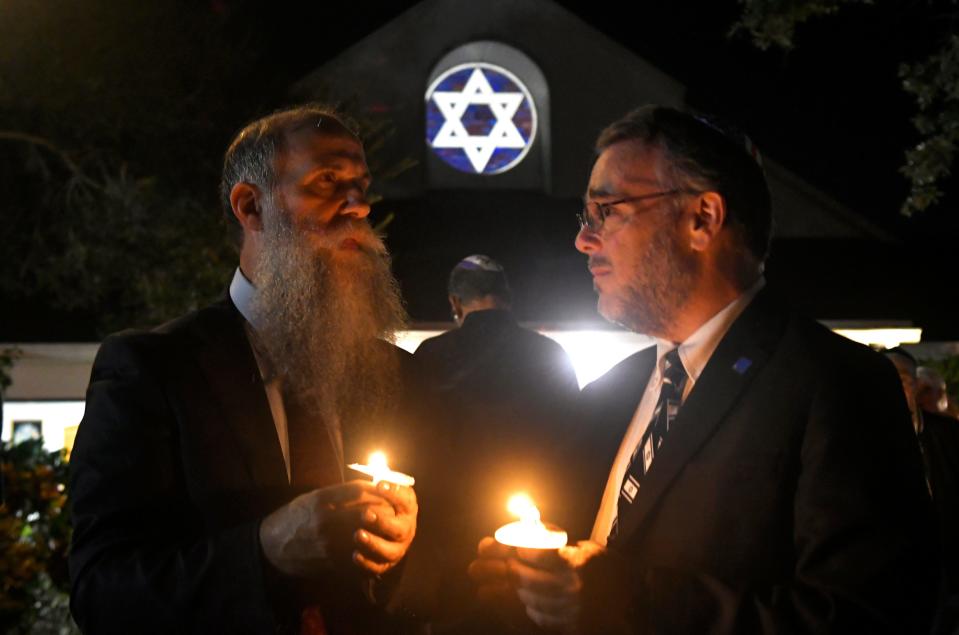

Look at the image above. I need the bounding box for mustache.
[302,217,386,255]
[588,256,611,269]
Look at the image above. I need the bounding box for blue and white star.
[426,64,536,175]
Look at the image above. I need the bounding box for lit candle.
[348,451,415,487]
[494,492,568,549]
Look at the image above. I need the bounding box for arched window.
[425,41,550,190]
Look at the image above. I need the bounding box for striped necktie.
[609,348,688,543]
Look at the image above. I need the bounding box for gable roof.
[295,0,891,241]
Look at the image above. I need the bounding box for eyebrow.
[586,175,662,200]
[302,157,371,182]
[586,186,616,200]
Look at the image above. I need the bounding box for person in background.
[885,347,925,434]
[918,366,955,418]
[413,254,579,630]
[886,348,959,635]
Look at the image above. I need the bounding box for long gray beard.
[249,209,408,432]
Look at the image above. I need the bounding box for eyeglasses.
[577,189,695,234]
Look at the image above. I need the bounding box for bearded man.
[68,105,423,634]
[470,106,938,634]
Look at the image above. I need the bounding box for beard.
[249,205,408,433]
[597,218,700,336]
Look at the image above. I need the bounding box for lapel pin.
[732,357,753,375]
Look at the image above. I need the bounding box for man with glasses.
[470,105,937,633]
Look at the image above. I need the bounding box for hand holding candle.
[346,451,418,576]
[471,493,579,631]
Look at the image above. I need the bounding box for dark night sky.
[2,0,955,340]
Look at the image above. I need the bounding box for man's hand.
[469,537,604,634]
[352,480,417,576]
[510,542,601,634]
[259,480,417,579]
[468,537,530,626]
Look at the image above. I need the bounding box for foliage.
[0,2,414,337]
[732,0,957,216]
[0,440,76,634]
[0,2,247,336]
[900,35,959,215]
[0,133,237,334]
[730,0,872,50]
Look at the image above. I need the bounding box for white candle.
[348,451,415,487]
[494,493,568,549]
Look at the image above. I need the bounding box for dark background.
[2,0,955,339]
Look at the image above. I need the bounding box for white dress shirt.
[591,278,766,545]
[230,267,292,482]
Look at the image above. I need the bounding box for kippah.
[692,114,764,170]
[455,254,504,273]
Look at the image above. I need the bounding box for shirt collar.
[229,267,260,330]
[655,277,766,381]
[230,267,279,381]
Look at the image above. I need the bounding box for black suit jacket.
[414,310,580,524]
[412,310,581,626]
[570,290,938,634]
[68,297,426,634]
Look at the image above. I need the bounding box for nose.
[340,181,370,219]
[575,225,600,254]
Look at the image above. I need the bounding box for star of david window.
[426,63,537,175]
[423,41,549,188]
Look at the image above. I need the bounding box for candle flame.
[495,492,567,549]
[369,451,388,470]
[368,451,389,484]
[348,451,415,487]
[507,492,541,525]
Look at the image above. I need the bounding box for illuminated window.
[2,401,85,453]
[426,62,537,175]
[424,41,549,188]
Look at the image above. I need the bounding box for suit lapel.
[192,297,289,489]
[614,290,788,544]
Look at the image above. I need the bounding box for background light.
[831,328,922,349]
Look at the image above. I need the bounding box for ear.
[688,191,726,253]
[229,182,265,233]
[449,295,463,323]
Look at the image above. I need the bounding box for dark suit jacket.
[68,297,427,634]
[414,309,580,523]
[412,310,581,627]
[569,290,938,634]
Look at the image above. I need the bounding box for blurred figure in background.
[885,348,925,434]
[918,366,955,418]
[885,348,959,635]
[413,254,579,630]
